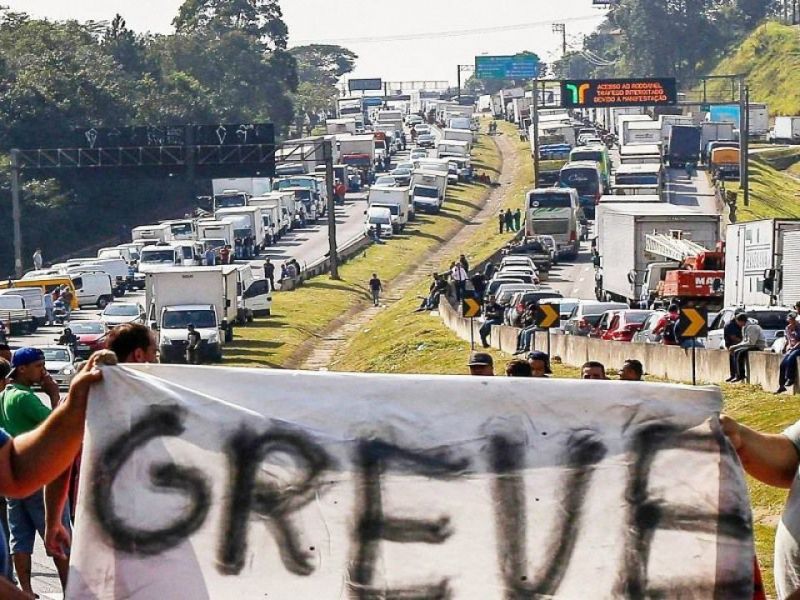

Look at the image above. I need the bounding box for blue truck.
[667,125,701,168]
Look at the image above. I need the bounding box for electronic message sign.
[475,55,539,80]
[560,78,677,109]
[348,78,383,92]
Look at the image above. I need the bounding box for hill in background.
[708,21,800,116]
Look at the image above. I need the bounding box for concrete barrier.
[437,303,795,393]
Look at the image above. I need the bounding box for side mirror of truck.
[627,270,636,284]
[712,278,723,293]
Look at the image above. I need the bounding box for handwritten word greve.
[89,405,752,598]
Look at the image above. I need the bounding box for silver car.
[41,345,77,389]
[563,300,629,336]
[632,310,667,344]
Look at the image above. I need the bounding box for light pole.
[456,65,473,103]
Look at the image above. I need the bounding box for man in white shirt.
[451,262,468,302]
[726,313,766,383]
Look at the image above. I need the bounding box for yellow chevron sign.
[678,307,709,339]
[462,298,481,319]
[535,304,560,329]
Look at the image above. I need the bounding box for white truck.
[249,192,292,238]
[235,263,272,321]
[411,170,448,213]
[659,114,695,146]
[772,117,800,143]
[618,115,653,144]
[197,219,236,246]
[595,203,720,305]
[145,266,238,363]
[212,178,271,198]
[443,128,474,147]
[368,186,412,232]
[325,118,357,135]
[724,219,800,307]
[66,258,129,296]
[622,121,661,147]
[138,244,184,273]
[132,223,173,244]
[214,207,267,249]
[160,219,196,241]
[436,140,470,161]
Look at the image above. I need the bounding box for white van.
[67,258,129,295]
[236,264,272,320]
[0,288,45,325]
[70,272,115,309]
[138,244,182,273]
[365,206,394,238]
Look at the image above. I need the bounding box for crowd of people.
[467,350,643,382]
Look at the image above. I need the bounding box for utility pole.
[10,150,22,278]
[322,140,340,280]
[456,65,472,103]
[552,23,567,58]
[737,77,750,207]
[531,78,541,187]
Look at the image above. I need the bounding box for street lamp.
[456,65,473,103]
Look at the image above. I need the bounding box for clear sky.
[3,0,608,82]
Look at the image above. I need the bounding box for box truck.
[214,207,267,249]
[411,170,447,213]
[622,120,660,147]
[724,219,800,307]
[771,116,800,143]
[145,266,238,363]
[368,186,412,231]
[131,223,173,244]
[666,125,701,167]
[595,203,720,304]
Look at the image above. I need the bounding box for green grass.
[224,123,502,368]
[333,119,535,372]
[728,157,800,221]
[706,21,800,116]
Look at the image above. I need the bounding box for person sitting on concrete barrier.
[416,274,448,312]
[468,352,494,377]
[727,313,766,383]
[506,359,532,377]
[581,361,608,380]
[619,359,644,381]
[527,351,552,378]
[514,303,538,354]
[776,312,800,394]
[654,304,681,346]
[480,295,504,348]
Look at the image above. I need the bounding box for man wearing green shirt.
[1,348,70,596]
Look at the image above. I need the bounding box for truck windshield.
[163,309,216,330]
[559,168,600,196]
[140,250,176,264]
[215,194,247,208]
[414,186,438,198]
[277,179,314,191]
[170,223,193,237]
[529,193,572,208]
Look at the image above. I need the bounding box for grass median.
[332,119,534,373]
[225,125,502,368]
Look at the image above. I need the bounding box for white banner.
[68,366,753,599]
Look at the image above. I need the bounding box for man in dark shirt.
[264,259,275,292]
[724,313,744,348]
[186,324,202,365]
[480,295,504,348]
[369,274,383,307]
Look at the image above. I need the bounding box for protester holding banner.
[581,361,608,380]
[722,415,800,598]
[467,352,493,376]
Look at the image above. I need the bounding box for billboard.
[561,78,678,109]
[348,78,383,92]
[475,55,540,80]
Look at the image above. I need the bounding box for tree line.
[0,1,357,274]
[554,0,783,83]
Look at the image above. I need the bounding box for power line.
[291,14,602,45]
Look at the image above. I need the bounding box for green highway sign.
[475,55,540,80]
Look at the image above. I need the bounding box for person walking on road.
[513,208,522,232]
[32,249,42,271]
[234,236,243,260]
[264,259,275,292]
[504,209,514,233]
[60,286,73,321]
[43,292,54,326]
[186,324,201,365]
[498,212,505,234]
[369,273,383,307]
[204,246,216,267]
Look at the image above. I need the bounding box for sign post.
[535,304,561,356]
[463,297,482,350]
[677,307,709,386]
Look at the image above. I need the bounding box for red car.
[68,320,108,358]
[596,310,653,342]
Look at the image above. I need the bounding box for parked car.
[68,320,108,358]
[374,176,398,187]
[632,310,667,344]
[390,168,412,187]
[410,149,428,160]
[563,301,629,336]
[102,302,146,328]
[706,306,791,350]
[495,284,541,308]
[496,266,539,285]
[41,345,76,389]
[492,272,538,286]
[595,309,653,342]
[505,290,565,327]
[485,277,526,300]
[414,124,432,135]
[417,134,436,148]
[500,256,537,271]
